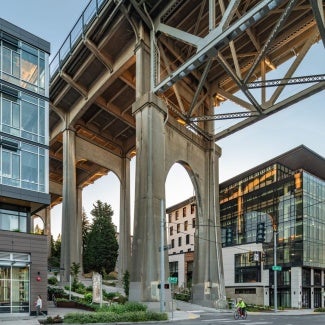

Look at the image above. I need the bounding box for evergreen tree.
[82,208,91,255]
[48,234,61,268]
[83,200,119,274]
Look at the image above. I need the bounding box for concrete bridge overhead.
[47,0,325,307]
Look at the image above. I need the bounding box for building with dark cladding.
[0,18,50,315]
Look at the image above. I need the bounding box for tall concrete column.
[60,128,78,283]
[118,156,131,282]
[130,93,168,302]
[76,186,83,272]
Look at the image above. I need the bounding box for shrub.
[314,307,325,312]
[48,286,68,300]
[102,291,124,301]
[122,270,130,298]
[48,276,58,285]
[173,292,191,302]
[83,293,93,304]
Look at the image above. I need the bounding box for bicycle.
[234,307,247,320]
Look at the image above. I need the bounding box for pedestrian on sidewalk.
[35,295,45,316]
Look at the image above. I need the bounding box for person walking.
[35,295,44,316]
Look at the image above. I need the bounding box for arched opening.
[165,162,196,292]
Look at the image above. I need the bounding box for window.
[169,261,178,278]
[192,218,196,228]
[168,214,172,223]
[177,224,180,233]
[0,90,48,145]
[175,210,179,220]
[171,239,174,248]
[169,227,173,236]
[235,288,256,294]
[178,237,182,246]
[0,205,28,232]
[1,34,48,95]
[0,137,48,193]
[234,253,261,283]
[184,220,188,231]
[183,207,186,217]
[314,270,321,286]
[191,204,195,214]
[186,234,190,245]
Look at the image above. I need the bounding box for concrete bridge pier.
[191,140,227,309]
[129,93,171,304]
[60,127,79,283]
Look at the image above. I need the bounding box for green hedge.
[314,307,325,312]
[96,301,147,313]
[63,311,168,323]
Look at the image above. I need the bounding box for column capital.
[134,38,150,55]
[132,92,167,116]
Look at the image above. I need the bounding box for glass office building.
[0,18,50,314]
[220,145,325,308]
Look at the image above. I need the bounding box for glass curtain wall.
[0,32,49,194]
[302,172,325,268]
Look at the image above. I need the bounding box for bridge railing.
[50,0,108,80]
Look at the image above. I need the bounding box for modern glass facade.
[220,147,325,308]
[0,31,49,195]
[0,18,50,314]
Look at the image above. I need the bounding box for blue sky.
[1,0,324,238]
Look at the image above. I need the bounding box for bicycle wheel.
[234,310,239,320]
[242,310,247,319]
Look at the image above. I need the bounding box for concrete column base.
[192,283,228,309]
[129,281,172,311]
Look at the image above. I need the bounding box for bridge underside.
[47,0,325,307]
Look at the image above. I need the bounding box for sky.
[1,0,324,239]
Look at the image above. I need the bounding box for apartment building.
[166,197,196,289]
[0,18,50,314]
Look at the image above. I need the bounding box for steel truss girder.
[247,74,325,88]
[152,0,283,94]
[189,111,259,122]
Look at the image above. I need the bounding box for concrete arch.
[49,132,132,282]
[130,94,226,308]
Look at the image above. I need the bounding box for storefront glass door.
[0,265,29,313]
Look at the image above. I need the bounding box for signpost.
[168,277,178,284]
[272,265,282,271]
[168,277,178,319]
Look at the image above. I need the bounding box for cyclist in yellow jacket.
[236,298,246,316]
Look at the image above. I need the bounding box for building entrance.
[0,253,30,313]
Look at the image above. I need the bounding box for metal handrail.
[49,0,108,80]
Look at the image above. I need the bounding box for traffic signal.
[262,252,266,262]
[225,227,234,246]
[157,283,170,289]
[256,222,266,243]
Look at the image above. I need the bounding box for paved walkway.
[0,301,318,325]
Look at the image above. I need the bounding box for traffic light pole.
[274,227,278,313]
